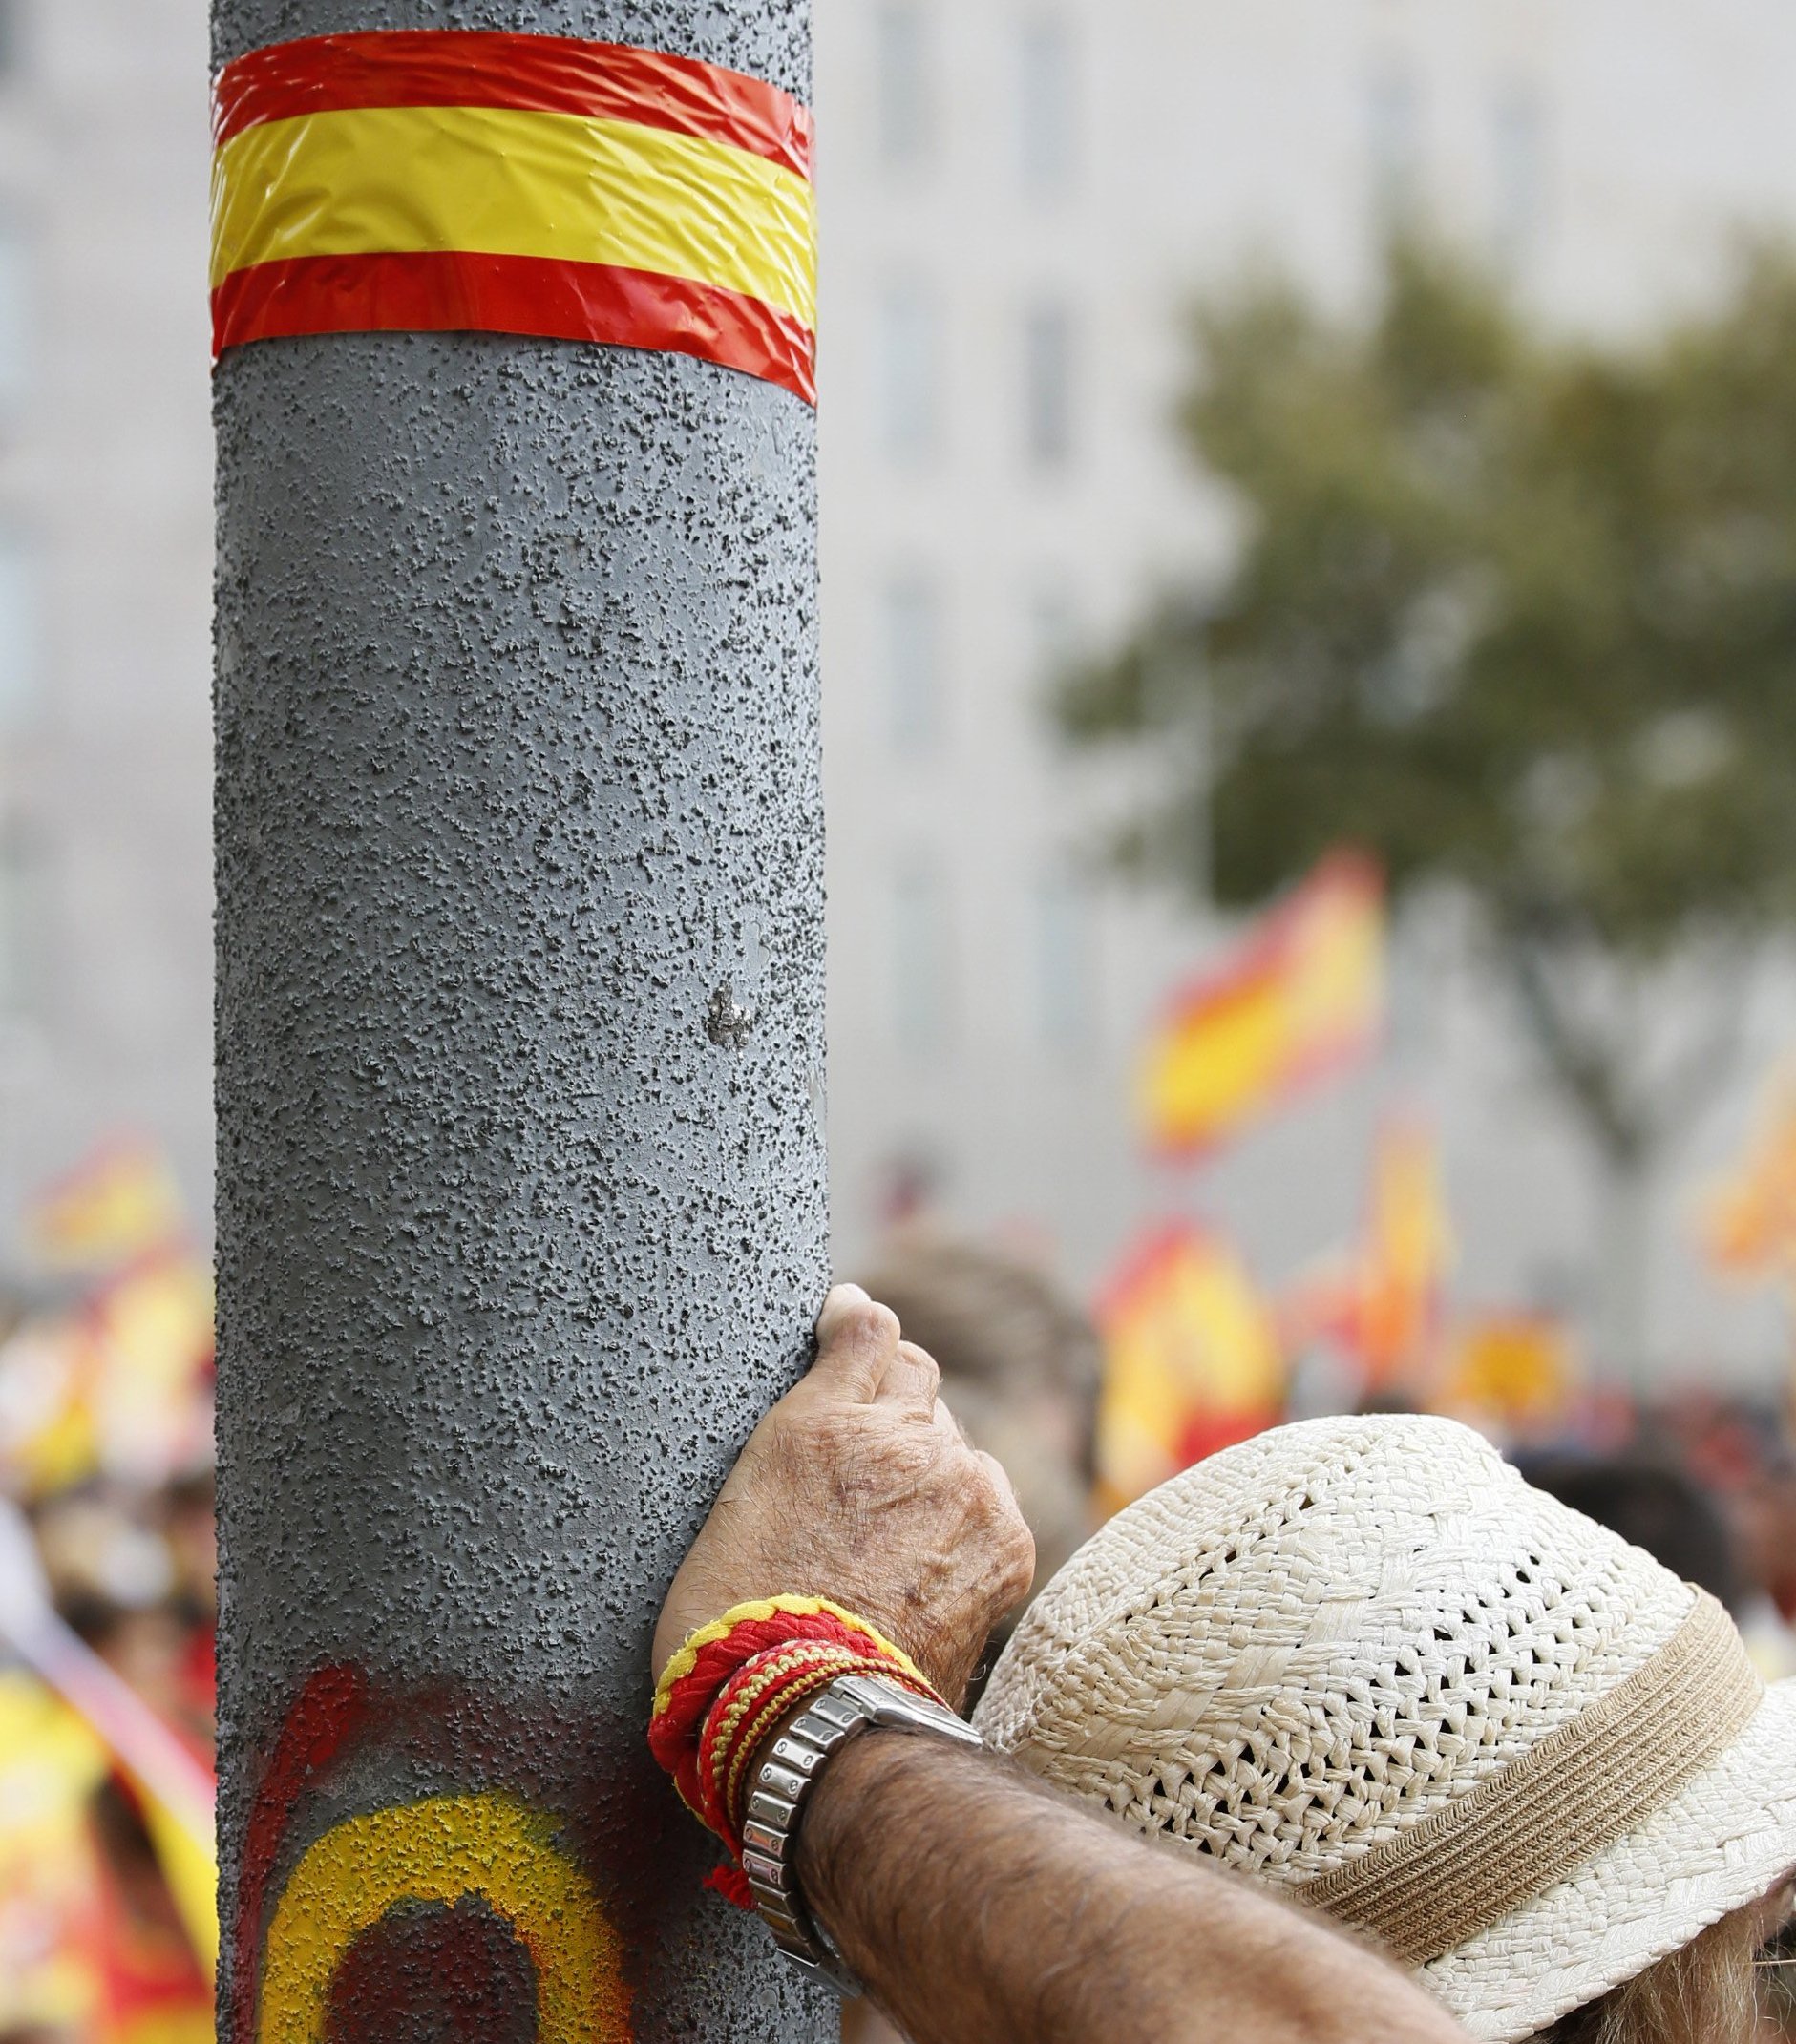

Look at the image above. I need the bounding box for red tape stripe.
[210,251,816,404]
[212,30,813,180]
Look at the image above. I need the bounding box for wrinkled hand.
[653,1285,1036,1706]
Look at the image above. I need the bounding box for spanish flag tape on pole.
[210,31,818,402]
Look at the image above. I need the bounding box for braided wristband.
[649,1595,944,1903]
[651,1594,930,1819]
[701,1641,865,1842]
[704,1641,940,1852]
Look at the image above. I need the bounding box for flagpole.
[211,5,829,2037]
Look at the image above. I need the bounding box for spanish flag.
[1435,1312,1573,1430]
[1345,1115,1453,1388]
[1706,1064,1796,1279]
[1138,853,1384,1159]
[23,1143,185,1275]
[210,31,816,401]
[1279,1114,1452,1395]
[1094,1223,1284,1514]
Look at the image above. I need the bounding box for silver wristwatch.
[740,1668,985,1996]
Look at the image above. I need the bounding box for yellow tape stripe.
[210,103,816,327]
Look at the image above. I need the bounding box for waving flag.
[0,1503,217,1975]
[1283,1114,1452,1394]
[210,31,817,400]
[23,1141,184,1275]
[0,1670,109,2037]
[1094,1223,1284,1513]
[1137,852,1384,1159]
[1436,1313,1574,1431]
[1705,1064,1796,1280]
[1350,1115,1454,1388]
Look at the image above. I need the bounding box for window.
[1018,15,1076,199]
[1023,301,1075,469]
[1029,586,1075,687]
[0,819,40,1022]
[0,229,30,416]
[1365,62,1422,226]
[1491,83,1549,264]
[892,859,951,1059]
[0,536,35,728]
[881,574,943,756]
[875,3,933,167]
[880,284,942,462]
[1035,866,1094,1056]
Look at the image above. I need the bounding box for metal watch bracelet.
[739,1668,986,1997]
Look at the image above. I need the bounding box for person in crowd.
[56,1595,212,2044]
[838,1241,1104,2044]
[978,1412,1796,2043]
[656,1289,1795,2043]
[1517,1451,1744,1608]
[854,1233,1100,1609]
[157,1467,218,1740]
[655,1287,1468,2044]
[1523,1448,1796,1682]
[3,1484,217,2043]
[1732,1449,1796,1633]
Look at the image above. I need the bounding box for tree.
[1062,238,1796,1373]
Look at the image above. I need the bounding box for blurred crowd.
[0,1145,215,2044]
[844,1226,1796,2043]
[9,1140,1796,2040]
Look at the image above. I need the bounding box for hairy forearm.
[799,1733,1467,2044]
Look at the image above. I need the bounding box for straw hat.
[974,1414,1796,2041]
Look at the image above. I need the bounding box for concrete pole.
[211,5,828,2039]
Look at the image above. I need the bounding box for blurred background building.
[816,0,1796,1379]
[2,0,1796,1384]
[0,0,213,1256]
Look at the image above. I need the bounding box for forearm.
[799,1732,1467,2044]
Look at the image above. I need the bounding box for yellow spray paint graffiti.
[257,1791,629,2044]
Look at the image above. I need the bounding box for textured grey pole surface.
[211,3,828,2037]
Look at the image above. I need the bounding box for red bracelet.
[703,1639,941,1849]
[650,1595,944,1902]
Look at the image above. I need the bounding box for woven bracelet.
[705,1640,942,1848]
[649,1594,933,1823]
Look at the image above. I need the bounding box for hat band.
[1297,1589,1764,1967]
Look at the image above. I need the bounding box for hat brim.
[1425,1675,1796,2042]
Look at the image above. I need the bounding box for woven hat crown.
[976,1414,1704,1890]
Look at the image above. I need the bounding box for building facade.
[2,0,1795,1377]
[816,0,1796,1378]
[0,0,214,1263]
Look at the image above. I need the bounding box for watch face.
[840,1674,981,1742]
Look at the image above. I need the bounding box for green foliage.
[1067,239,1796,946]
[1064,238,1796,1167]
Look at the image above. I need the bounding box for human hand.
[652,1285,1036,1706]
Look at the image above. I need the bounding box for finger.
[806,1284,901,1402]
[979,1453,1038,1605]
[932,1390,967,1443]
[874,1339,941,1412]
[815,1282,873,1344]
[974,1446,1019,1504]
